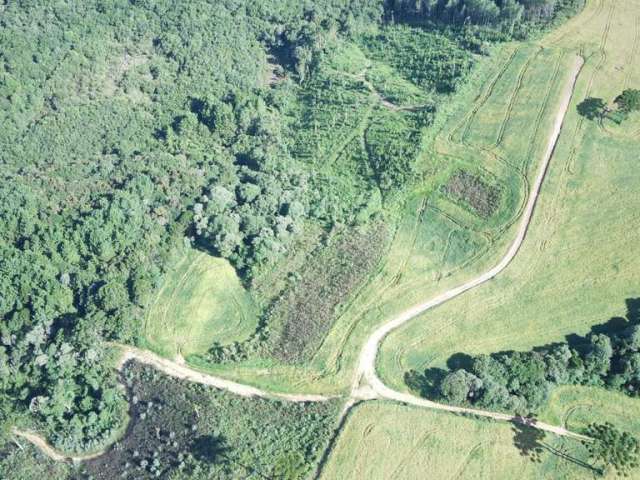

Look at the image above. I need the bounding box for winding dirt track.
[118,345,333,403]
[350,55,587,440]
[13,55,589,462]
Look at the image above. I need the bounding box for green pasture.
[142,247,258,358]
[378,0,640,393]
[321,401,616,480]
[321,389,640,479]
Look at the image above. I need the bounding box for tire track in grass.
[451,47,521,145]
[387,427,437,479]
[547,0,604,47]
[166,253,205,357]
[539,2,614,251]
[521,51,564,173]
[449,443,483,480]
[561,403,594,430]
[495,48,541,148]
[623,14,640,91]
[143,252,190,342]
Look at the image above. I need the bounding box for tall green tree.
[615,89,640,114]
[583,423,640,477]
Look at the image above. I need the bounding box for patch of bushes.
[79,361,340,480]
[443,170,501,218]
[358,24,473,93]
[270,223,390,363]
[0,443,70,480]
[406,299,640,414]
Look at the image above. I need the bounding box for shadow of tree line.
[511,420,600,474]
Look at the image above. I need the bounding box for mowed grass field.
[379,0,640,392]
[321,399,640,480]
[142,247,258,358]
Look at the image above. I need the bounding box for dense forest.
[0,0,583,457]
[406,299,640,414]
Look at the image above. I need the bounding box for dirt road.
[118,345,332,403]
[11,428,104,463]
[351,54,585,427]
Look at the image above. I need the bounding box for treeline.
[387,0,585,39]
[406,300,640,414]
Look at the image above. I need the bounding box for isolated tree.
[577,97,607,120]
[583,423,640,477]
[615,89,640,113]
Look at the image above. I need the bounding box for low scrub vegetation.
[443,170,501,218]
[79,361,340,479]
[270,224,390,363]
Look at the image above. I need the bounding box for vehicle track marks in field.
[352,54,586,441]
[623,14,640,91]
[495,49,541,149]
[451,47,520,145]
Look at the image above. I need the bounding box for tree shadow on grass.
[511,419,599,474]
[446,352,474,371]
[577,97,606,120]
[405,367,447,398]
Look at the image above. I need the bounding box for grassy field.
[321,389,640,480]
[321,399,640,480]
[142,246,258,358]
[378,0,640,392]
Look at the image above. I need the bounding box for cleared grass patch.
[540,385,640,438]
[321,401,605,480]
[142,247,258,359]
[379,0,640,429]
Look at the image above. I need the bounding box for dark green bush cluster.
[79,361,340,480]
[386,0,585,39]
[406,301,640,414]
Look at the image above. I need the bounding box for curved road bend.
[351,54,586,437]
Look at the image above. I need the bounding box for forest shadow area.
[511,419,598,473]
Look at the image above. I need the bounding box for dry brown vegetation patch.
[444,170,500,218]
